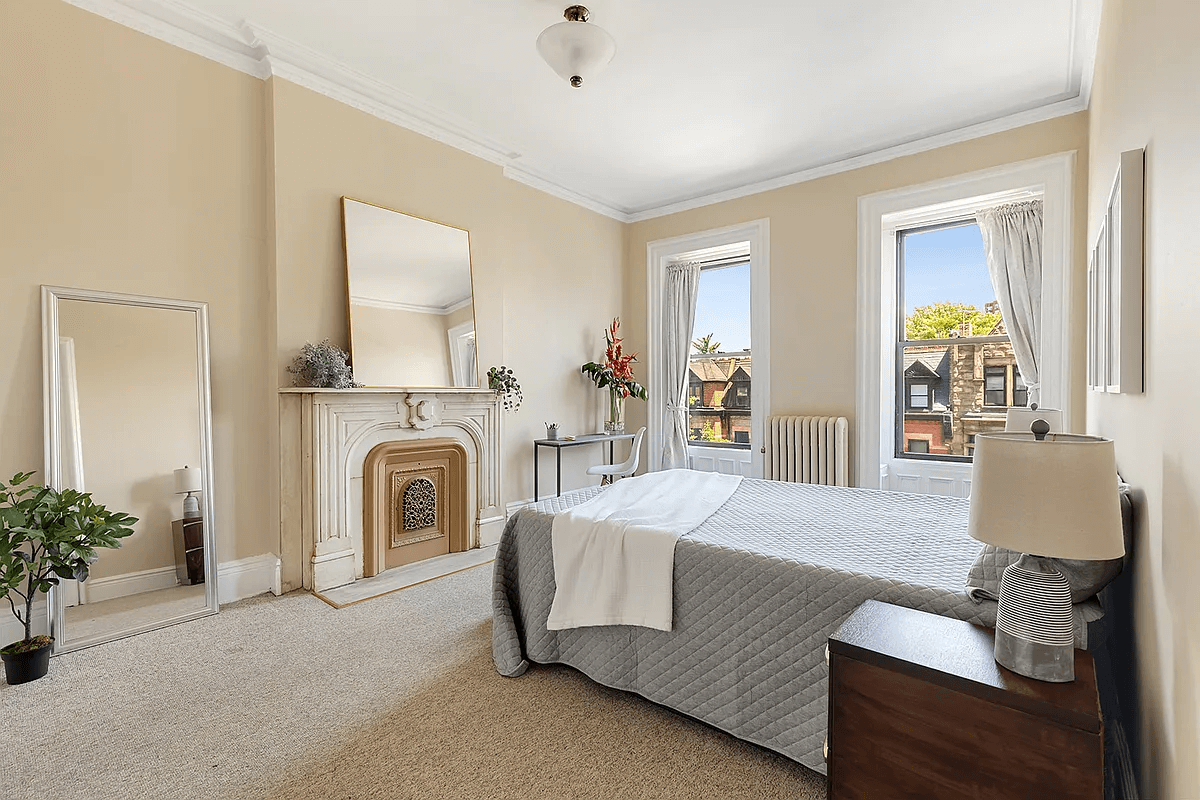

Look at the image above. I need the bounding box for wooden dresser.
[827,600,1102,799]
[171,517,206,585]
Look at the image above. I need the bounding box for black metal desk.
[533,433,636,501]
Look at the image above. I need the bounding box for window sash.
[984,366,1007,406]
[909,384,929,409]
[895,217,1013,463]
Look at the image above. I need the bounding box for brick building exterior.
[688,354,752,445]
[901,321,1028,457]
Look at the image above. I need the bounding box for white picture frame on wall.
[1087,225,1106,390]
[1088,148,1144,394]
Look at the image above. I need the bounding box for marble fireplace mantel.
[278,388,503,593]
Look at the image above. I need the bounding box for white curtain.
[58,337,86,607]
[976,200,1044,406]
[661,261,701,470]
[58,337,85,492]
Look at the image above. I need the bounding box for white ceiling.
[69,0,1101,221]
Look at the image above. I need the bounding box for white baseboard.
[82,565,179,604]
[476,499,531,547]
[0,553,282,646]
[505,498,534,515]
[218,553,283,603]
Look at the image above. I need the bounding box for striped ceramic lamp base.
[994,553,1075,682]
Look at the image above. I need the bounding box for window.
[724,381,744,407]
[1013,366,1029,407]
[908,383,930,409]
[688,261,751,449]
[858,154,1072,497]
[897,220,1022,461]
[984,366,1007,406]
[733,430,750,444]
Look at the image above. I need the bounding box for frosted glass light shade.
[968,432,1124,560]
[174,465,201,495]
[536,19,616,87]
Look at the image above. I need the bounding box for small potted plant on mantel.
[0,471,136,685]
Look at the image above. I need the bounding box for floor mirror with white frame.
[42,286,219,654]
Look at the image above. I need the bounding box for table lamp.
[968,425,1124,682]
[174,465,202,520]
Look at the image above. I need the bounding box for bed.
[491,477,1116,778]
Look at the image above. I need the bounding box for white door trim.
[446,320,477,387]
[646,219,771,476]
[855,152,1076,490]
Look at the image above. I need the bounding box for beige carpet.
[0,564,826,800]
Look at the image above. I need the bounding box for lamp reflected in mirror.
[174,465,202,519]
[342,197,479,388]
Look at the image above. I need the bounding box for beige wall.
[0,2,625,596]
[442,302,475,335]
[349,303,452,386]
[269,77,626,509]
[0,1,275,569]
[1087,0,1200,796]
[58,301,202,580]
[19,28,1191,783]
[624,113,1091,479]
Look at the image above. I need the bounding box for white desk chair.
[587,427,646,486]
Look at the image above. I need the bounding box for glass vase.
[605,388,626,434]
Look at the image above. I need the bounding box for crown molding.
[350,295,470,315]
[62,0,269,77]
[625,94,1088,223]
[241,23,524,168]
[1071,0,1104,110]
[501,164,632,221]
[61,0,632,219]
[63,0,1098,227]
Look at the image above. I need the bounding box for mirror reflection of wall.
[342,198,479,388]
[51,296,215,649]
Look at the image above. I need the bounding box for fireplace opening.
[362,439,468,577]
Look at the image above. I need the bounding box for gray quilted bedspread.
[491,478,998,775]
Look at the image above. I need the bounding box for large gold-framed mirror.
[342,198,478,388]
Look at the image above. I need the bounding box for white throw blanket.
[546,469,743,632]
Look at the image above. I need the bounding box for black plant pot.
[2,639,53,685]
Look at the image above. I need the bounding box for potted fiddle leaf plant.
[0,471,136,685]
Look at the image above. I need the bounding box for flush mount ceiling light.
[536,5,616,88]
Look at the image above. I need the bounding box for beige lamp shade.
[968,432,1124,560]
[174,465,201,495]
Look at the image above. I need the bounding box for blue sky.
[688,228,993,352]
[903,223,996,314]
[692,263,751,352]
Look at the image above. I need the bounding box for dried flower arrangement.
[287,339,362,389]
[487,365,522,411]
